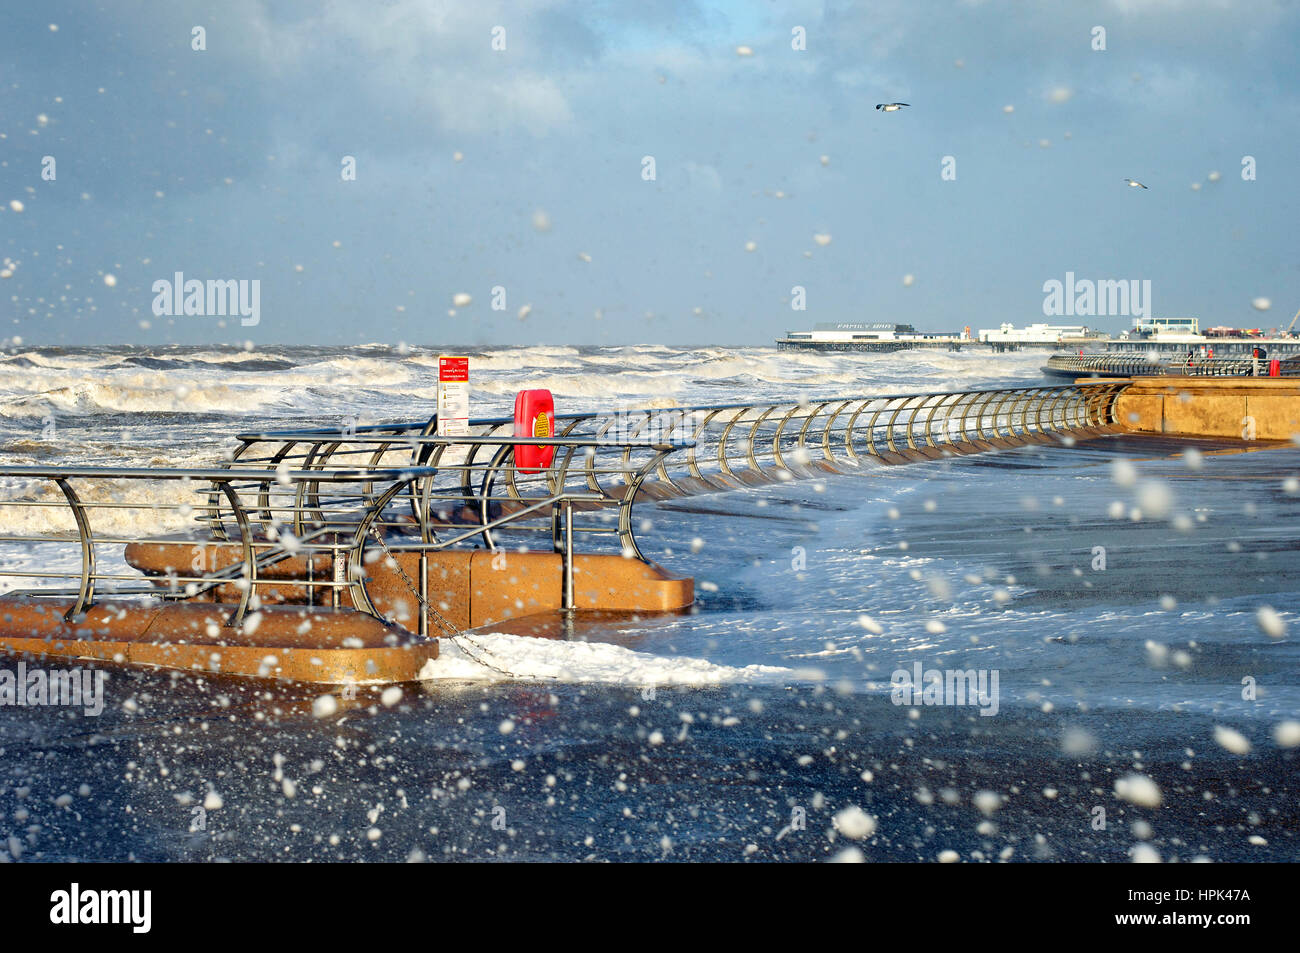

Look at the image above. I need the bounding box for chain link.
[365,522,554,680]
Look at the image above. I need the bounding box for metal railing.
[0,465,439,626]
[0,453,679,630]
[208,433,689,563]
[1045,353,1300,379]
[0,384,1126,634]
[224,382,1126,512]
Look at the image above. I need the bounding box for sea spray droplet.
[1137,480,1173,519]
[1114,774,1162,808]
[1130,843,1161,863]
[1273,721,1300,748]
[1213,725,1251,756]
[832,806,877,841]
[1111,459,1138,487]
[1256,606,1287,639]
[1145,640,1169,666]
[829,847,865,863]
[1062,727,1098,756]
[973,790,1002,816]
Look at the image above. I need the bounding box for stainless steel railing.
[208,433,689,563]
[0,384,1127,632]
[0,465,440,626]
[0,446,686,628]
[225,382,1126,509]
[1045,353,1300,379]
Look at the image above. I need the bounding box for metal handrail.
[224,383,1126,507]
[0,465,443,625]
[0,384,1131,636]
[203,434,690,559]
[0,460,673,628]
[1045,353,1300,379]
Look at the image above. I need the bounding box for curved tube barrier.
[1044,353,1300,380]
[0,384,1124,638]
[0,440,687,629]
[225,381,1125,505]
[0,465,443,627]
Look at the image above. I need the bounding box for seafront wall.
[1112,377,1300,440]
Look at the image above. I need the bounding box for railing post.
[563,498,575,612]
[53,477,96,622]
[216,481,257,628]
[331,534,344,609]
[419,550,429,638]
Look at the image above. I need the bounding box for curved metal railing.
[0,383,1128,632]
[0,451,686,629]
[223,382,1127,528]
[0,465,440,626]
[1045,353,1300,379]
[206,433,687,562]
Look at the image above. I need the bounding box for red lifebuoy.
[513,389,555,474]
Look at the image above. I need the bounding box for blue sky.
[1,0,1297,345]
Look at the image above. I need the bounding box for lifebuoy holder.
[513,389,555,474]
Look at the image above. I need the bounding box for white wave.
[0,378,297,418]
[419,631,793,685]
[0,476,202,537]
[471,372,683,401]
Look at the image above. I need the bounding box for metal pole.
[419,551,429,638]
[563,499,575,612]
[331,535,343,609]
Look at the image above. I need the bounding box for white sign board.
[436,355,470,436]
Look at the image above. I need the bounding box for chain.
[364,522,553,680]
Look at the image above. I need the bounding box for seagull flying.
[1124,178,1148,189]
[876,103,909,111]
